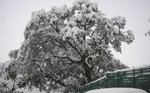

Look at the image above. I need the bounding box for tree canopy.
[6,0,134,92]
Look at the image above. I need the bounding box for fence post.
[133,69,135,88]
[106,74,111,88]
[140,68,143,75]
[117,72,119,87]
[91,83,92,90]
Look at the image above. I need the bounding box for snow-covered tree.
[0,62,19,93]
[0,63,8,92]
[7,0,134,92]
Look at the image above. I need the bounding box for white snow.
[91,26,96,31]
[82,76,106,87]
[114,25,119,34]
[86,88,147,93]
[106,64,150,74]
[86,36,91,40]
[17,87,45,93]
[16,74,23,78]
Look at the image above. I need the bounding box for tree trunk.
[82,60,93,83]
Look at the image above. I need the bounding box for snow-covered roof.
[86,88,147,93]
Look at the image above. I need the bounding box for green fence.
[79,66,150,93]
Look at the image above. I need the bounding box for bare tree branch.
[53,55,80,64]
[67,40,82,57]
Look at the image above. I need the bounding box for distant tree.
[145,31,150,36]
[7,0,134,92]
[145,17,150,36]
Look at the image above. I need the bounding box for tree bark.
[82,59,93,83]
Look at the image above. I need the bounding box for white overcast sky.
[0,0,150,67]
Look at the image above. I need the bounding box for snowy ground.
[86,88,147,93]
[17,87,63,93]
